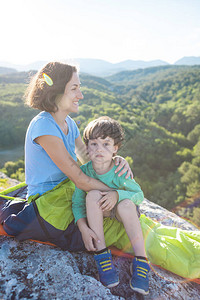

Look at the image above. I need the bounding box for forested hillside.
[0,66,200,226]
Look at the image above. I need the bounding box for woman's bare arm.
[35,135,111,192]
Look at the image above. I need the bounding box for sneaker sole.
[129,263,149,295]
[130,280,149,295]
[130,263,133,275]
[106,280,120,288]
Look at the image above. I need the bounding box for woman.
[0,62,132,251]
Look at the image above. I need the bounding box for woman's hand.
[114,156,133,179]
[99,191,118,212]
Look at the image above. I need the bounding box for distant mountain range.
[174,56,200,65]
[0,67,17,75]
[0,56,200,76]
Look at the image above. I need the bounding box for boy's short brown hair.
[83,116,124,148]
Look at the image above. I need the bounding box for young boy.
[72,116,150,295]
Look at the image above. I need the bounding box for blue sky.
[1,0,200,64]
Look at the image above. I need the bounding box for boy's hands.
[77,218,100,252]
[99,191,118,211]
[81,226,100,252]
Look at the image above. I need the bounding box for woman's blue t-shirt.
[25,111,80,198]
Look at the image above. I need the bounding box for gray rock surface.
[0,235,200,300]
[0,175,200,299]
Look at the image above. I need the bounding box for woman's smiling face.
[57,72,84,114]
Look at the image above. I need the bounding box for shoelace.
[136,259,149,278]
[99,259,112,272]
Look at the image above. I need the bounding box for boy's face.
[87,137,118,164]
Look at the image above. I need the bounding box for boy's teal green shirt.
[72,161,144,223]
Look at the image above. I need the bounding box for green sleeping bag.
[1,182,200,280]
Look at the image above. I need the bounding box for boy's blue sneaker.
[94,249,119,288]
[130,257,150,295]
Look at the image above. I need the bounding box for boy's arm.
[98,176,144,211]
[72,186,100,251]
[116,175,144,205]
[72,187,87,223]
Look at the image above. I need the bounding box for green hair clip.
[43,73,53,86]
